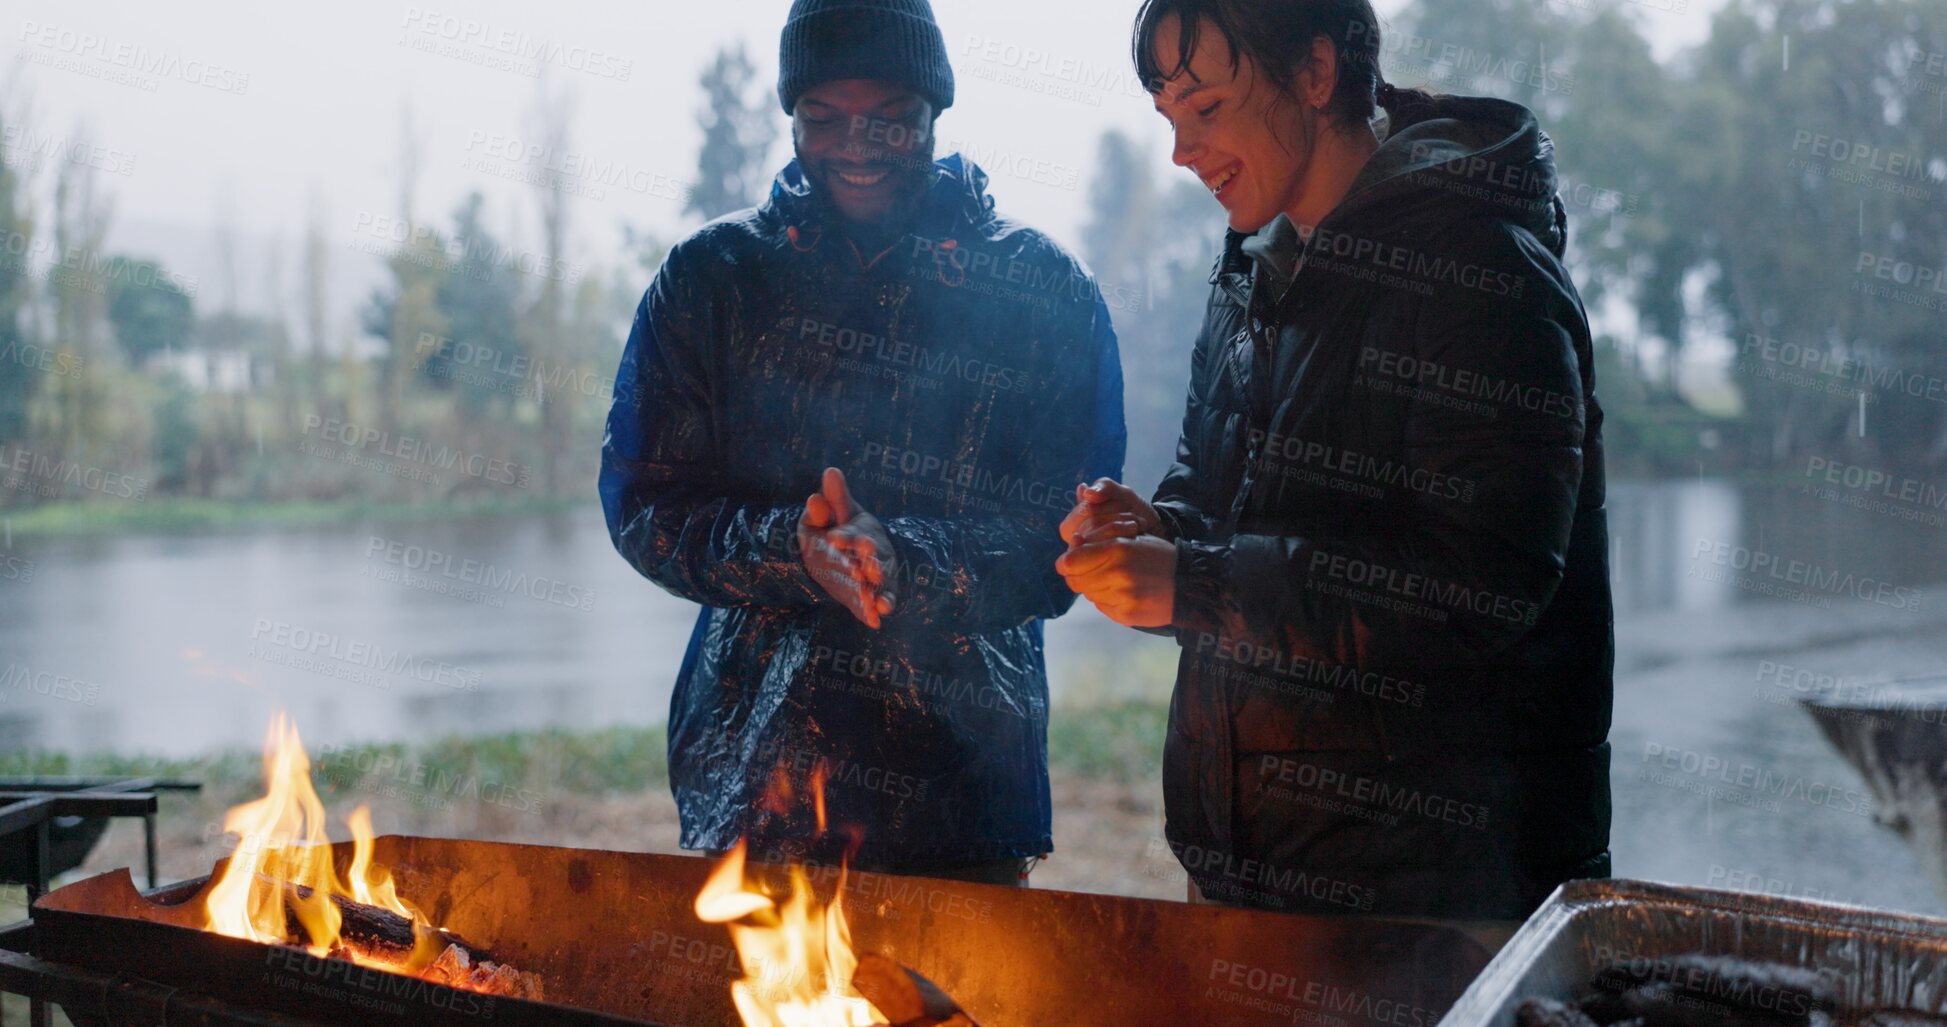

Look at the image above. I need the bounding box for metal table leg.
[144,814,158,891]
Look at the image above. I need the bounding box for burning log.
[852,953,979,1027]
[269,875,545,1000]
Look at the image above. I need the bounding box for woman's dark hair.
[1132,0,1434,130]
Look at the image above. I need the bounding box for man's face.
[793,80,937,226]
[1149,15,1321,233]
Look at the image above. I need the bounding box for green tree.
[358,228,451,439]
[1661,0,1947,464]
[430,192,521,418]
[150,375,199,493]
[104,256,194,363]
[686,44,779,221]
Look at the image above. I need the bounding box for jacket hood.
[766,152,999,242]
[1228,94,1569,288]
[1337,94,1567,256]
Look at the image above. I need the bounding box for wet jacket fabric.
[601,155,1125,869]
[1156,96,1614,920]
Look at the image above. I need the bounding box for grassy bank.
[0,494,584,536]
[0,702,1168,803]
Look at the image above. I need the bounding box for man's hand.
[1056,534,1177,628]
[1059,478,1163,548]
[799,467,898,629]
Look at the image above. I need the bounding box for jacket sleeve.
[599,245,829,610]
[1151,280,1233,544]
[881,292,1127,633]
[1170,263,1588,671]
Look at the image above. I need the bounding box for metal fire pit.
[0,835,1496,1027]
[1435,878,1947,1027]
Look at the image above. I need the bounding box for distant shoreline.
[0,495,586,537]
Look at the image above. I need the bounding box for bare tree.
[302,189,331,417]
[50,125,113,462]
[524,73,576,497]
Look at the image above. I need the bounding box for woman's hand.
[1059,478,1163,547]
[1056,534,1177,628]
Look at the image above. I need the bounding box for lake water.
[5,478,1947,913]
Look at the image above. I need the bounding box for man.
[601,0,1125,883]
[1060,0,1612,920]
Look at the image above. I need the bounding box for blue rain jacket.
[601,155,1125,868]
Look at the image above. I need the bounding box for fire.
[202,714,440,971]
[695,841,884,1027]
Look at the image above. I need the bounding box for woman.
[1058,0,1613,920]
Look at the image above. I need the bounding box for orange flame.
[202,714,439,970]
[695,839,882,1027]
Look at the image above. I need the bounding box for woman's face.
[1148,14,1322,233]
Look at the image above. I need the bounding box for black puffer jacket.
[1156,96,1613,920]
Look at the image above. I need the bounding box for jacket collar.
[767,153,997,254]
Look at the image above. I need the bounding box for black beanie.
[778,0,955,115]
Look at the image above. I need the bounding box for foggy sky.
[3,0,1716,330]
